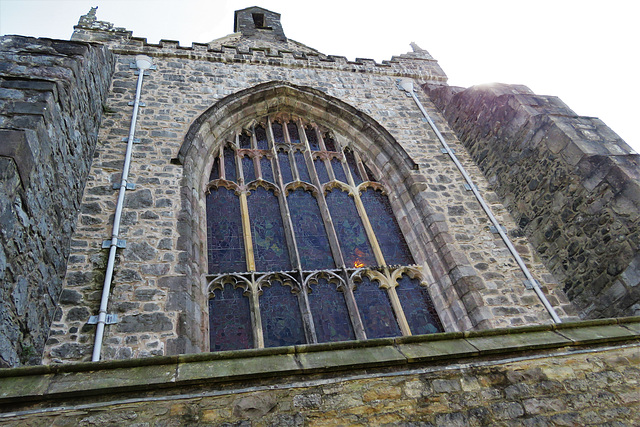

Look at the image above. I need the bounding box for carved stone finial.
[410,42,425,53]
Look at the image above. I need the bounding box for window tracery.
[206,116,443,351]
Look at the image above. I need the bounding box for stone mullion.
[309,134,366,340]
[341,275,367,340]
[267,117,317,344]
[353,151,368,183]
[339,139,387,268]
[384,270,412,336]
[218,148,225,179]
[267,117,301,271]
[239,191,256,272]
[317,130,336,182]
[247,274,265,348]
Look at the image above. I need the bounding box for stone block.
[396,336,476,362]
[0,129,35,186]
[555,324,637,345]
[46,362,177,395]
[0,371,52,401]
[177,351,300,382]
[296,342,404,372]
[465,330,570,354]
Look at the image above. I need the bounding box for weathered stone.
[233,393,277,418]
[118,313,173,333]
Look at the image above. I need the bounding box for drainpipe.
[398,79,562,324]
[92,55,154,362]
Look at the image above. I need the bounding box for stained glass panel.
[261,280,306,347]
[354,276,401,338]
[248,187,291,271]
[278,151,294,184]
[326,189,376,268]
[206,187,246,273]
[306,126,320,151]
[364,164,377,182]
[287,188,334,269]
[209,155,220,181]
[239,131,252,149]
[287,122,300,144]
[323,132,336,151]
[255,124,269,150]
[294,151,310,182]
[272,121,285,144]
[223,146,237,182]
[314,158,330,184]
[396,274,443,335]
[360,189,414,265]
[345,150,363,185]
[260,157,274,183]
[308,278,354,342]
[209,285,252,351]
[242,156,256,183]
[331,158,348,183]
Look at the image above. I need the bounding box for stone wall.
[0,36,114,366]
[2,318,639,425]
[42,33,578,362]
[424,83,640,319]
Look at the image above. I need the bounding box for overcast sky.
[1,0,638,152]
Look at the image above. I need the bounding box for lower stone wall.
[0,36,114,366]
[424,83,640,319]
[1,318,638,425]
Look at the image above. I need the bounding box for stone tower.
[0,6,638,424]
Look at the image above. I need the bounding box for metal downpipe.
[398,79,562,324]
[92,55,153,362]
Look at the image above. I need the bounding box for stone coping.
[0,317,638,408]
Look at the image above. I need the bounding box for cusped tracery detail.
[205,116,443,351]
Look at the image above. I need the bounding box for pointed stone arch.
[175,81,488,353]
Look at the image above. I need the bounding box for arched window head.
[206,116,443,351]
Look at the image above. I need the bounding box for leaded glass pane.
[308,278,355,342]
[239,131,252,149]
[209,285,252,351]
[260,157,274,183]
[278,151,294,184]
[326,189,376,268]
[255,124,269,149]
[242,156,256,183]
[287,122,300,144]
[360,189,414,265]
[354,276,401,338]
[331,158,348,183]
[364,164,377,182]
[306,126,320,151]
[294,151,310,182]
[287,188,334,269]
[248,187,291,271]
[261,281,306,347]
[206,187,246,273]
[272,121,285,144]
[323,132,336,151]
[345,150,363,185]
[396,275,443,335]
[314,158,330,184]
[209,155,220,181]
[223,146,237,182]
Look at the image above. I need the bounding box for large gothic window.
[206,116,443,351]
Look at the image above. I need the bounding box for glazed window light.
[205,116,443,351]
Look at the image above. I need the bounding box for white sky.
[1,0,638,152]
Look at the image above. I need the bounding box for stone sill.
[0,317,638,407]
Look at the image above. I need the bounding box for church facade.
[0,7,638,424]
